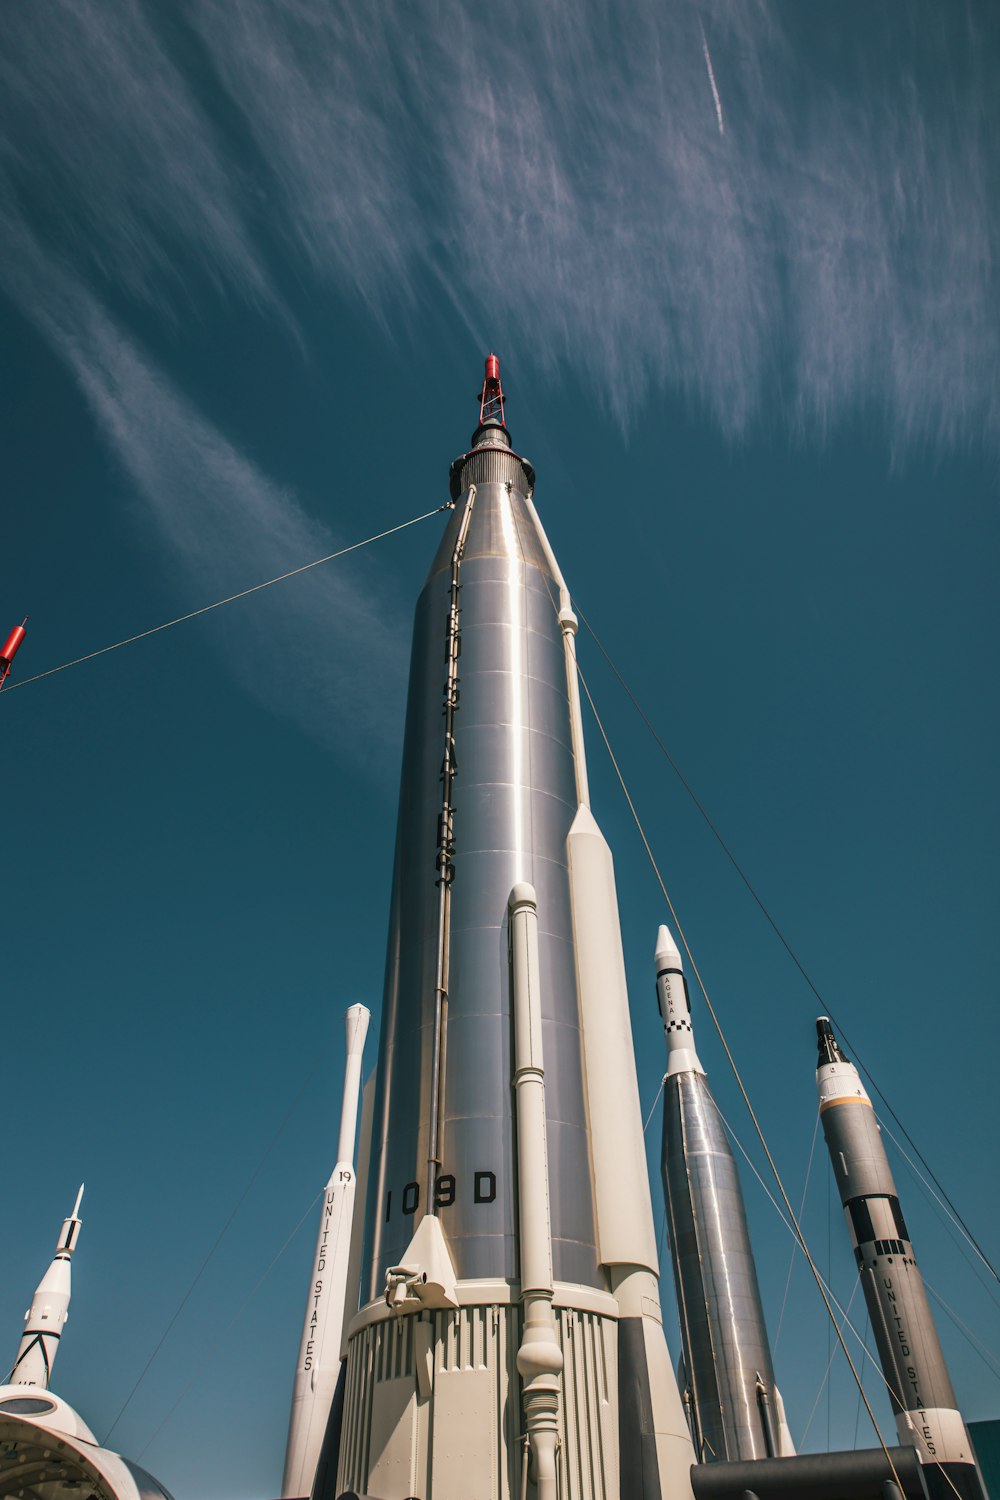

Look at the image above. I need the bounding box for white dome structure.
[0,1385,174,1500]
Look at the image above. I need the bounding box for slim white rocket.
[8,1185,84,1388]
[282,1004,370,1499]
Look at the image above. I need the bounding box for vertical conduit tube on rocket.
[282,1005,370,1500]
[509,883,563,1500]
[815,1018,986,1500]
[655,924,788,1465]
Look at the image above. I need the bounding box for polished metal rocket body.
[816,1017,985,1499]
[330,370,696,1500]
[656,926,786,1465]
[362,426,597,1296]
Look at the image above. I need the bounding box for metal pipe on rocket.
[282,1004,370,1499]
[815,1018,986,1500]
[8,1185,84,1388]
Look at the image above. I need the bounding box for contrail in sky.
[700,20,725,136]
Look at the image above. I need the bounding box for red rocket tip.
[0,618,27,668]
[477,352,506,427]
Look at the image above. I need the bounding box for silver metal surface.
[362,430,600,1296]
[821,1098,959,1419]
[661,1071,776,1462]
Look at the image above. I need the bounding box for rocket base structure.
[655,926,792,1466]
[320,358,696,1499]
[816,1018,987,1500]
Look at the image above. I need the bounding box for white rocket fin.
[773,1383,795,1456]
[386,1213,459,1313]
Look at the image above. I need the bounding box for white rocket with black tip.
[816,1017,986,1499]
[283,1004,370,1499]
[655,925,793,1464]
[8,1185,83,1388]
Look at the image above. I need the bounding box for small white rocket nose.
[655,923,682,970]
[653,924,705,1077]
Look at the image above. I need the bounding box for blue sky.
[1,1,998,1494]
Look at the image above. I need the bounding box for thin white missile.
[8,1186,84,1388]
[282,1005,370,1499]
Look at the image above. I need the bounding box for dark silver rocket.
[656,923,790,1465]
[816,1018,985,1499]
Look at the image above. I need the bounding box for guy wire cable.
[1,502,449,696]
[573,656,903,1493]
[571,598,998,1288]
[102,1046,331,1446]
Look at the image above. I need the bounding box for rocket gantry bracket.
[383,1214,459,1315]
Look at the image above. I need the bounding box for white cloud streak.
[0,222,407,763]
[2,0,997,449]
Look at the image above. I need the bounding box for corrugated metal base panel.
[337,1302,619,1499]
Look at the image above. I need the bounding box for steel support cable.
[774,1106,820,1355]
[874,1110,1000,1312]
[136,1185,323,1462]
[643,1075,666,1134]
[800,1280,861,1448]
[922,1276,1000,1383]
[573,659,903,1492]
[714,1095,908,1410]
[1,504,449,696]
[719,1098,968,1500]
[101,1049,329,1446]
[572,602,999,1289]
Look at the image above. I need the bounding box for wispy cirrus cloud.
[2,0,997,447]
[188,0,999,443]
[0,220,407,762]
[0,0,273,311]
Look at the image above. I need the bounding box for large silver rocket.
[327,357,696,1499]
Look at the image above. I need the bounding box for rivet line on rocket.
[0,503,450,696]
[572,657,903,1493]
[571,598,998,1292]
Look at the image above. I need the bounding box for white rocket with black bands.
[655,925,792,1465]
[816,1017,985,1499]
[8,1185,83,1389]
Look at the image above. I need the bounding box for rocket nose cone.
[655,923,682,969]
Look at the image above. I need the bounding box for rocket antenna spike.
[71,1183,85,1218]
[476,352,506,428]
